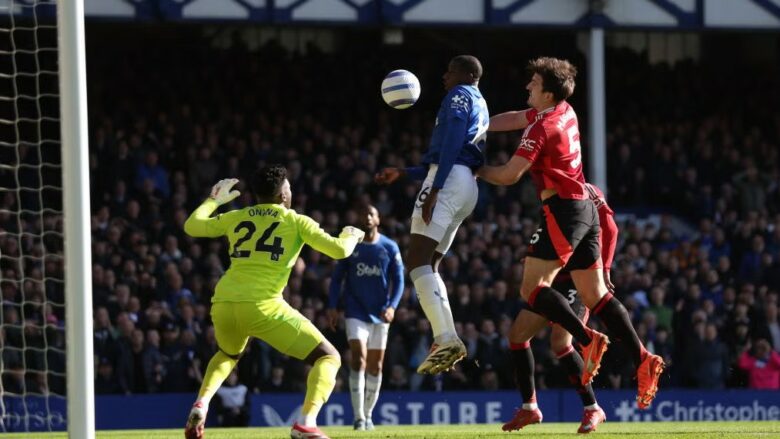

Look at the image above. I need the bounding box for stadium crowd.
[2,33,779,400]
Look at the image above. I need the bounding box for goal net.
[0,0,91,434]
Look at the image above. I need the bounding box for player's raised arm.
[489,110,532,132]
[374,166,428,184]
[477,155,532,186]
[479,115,544,185]
[183,178,240,238]
[296,214,365,260]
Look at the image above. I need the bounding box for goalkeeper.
[183,165,365,439]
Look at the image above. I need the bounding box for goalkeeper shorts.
[211,299,324,360]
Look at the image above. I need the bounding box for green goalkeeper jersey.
[184,199,360,303]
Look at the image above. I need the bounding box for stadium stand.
[2,28,778,399]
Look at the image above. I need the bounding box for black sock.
[528,286,592,345]
[593,293,647,366]
[558,347,597,407]
[510,343,536,404]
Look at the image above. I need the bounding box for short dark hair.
[251,165,287,200]
[451,55,483,81]
[527,57,577,102]
[358,202,378,215]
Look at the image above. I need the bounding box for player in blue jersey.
[327,204,404,431]
[375,55,489,374]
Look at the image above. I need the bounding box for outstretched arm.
[489,110,532,132]
[477,155,532,186]
[297,214,365,260]
[184,199,224,238]
[183,179,241,237]
[375,166,428,184]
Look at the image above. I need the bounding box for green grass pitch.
[3,422,780,438]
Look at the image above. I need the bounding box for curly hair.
[251,165,287,200]
[527,57,577,102]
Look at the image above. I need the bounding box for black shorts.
[527,195,601,271]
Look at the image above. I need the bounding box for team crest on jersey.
[450,93,470,111]
[519,137,537,151]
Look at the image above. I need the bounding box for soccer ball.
[381,69,421,110]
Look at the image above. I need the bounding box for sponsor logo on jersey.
[450,93,470,111]
[356,262,382,277]
[519,137,536,151]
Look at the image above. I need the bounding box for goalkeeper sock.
[301,354,341,427]
[557,345,597,407]
[363,373,382,420]
[593,293,647,366]
[528,286,592,346]
[433,272,458,338]
[510,342,537,409]
[196,350,238,406]
[411,266,455,342]
[349,369,366,422]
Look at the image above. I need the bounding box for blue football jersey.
[328,234,404,324]
[422,84,489,188]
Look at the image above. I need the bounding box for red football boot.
[291,422,331,439]
[184,401,206,439]
[581,330,610,386]
[577,407,606,434]
[501,407,543,432]
[637,353,665,409]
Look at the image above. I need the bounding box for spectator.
[687,323,729,389]
[95,357,122,394]
[647,287,673,333]
[264,366,292,393]
[130,329,148,393]
[143,329,164,393]
[135,150,170,198]
[738,339,780,390]
[756,301,780,351]
[214,370,250,427]
[385,365,410,391]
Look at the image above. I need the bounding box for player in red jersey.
[479,57,663,412]
[502,183,614,434]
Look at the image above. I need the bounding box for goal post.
[0,0,95,435]
[57,0,95,438]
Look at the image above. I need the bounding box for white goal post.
[57,0,95,438]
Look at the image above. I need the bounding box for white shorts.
[411,164,478,254]
[345,318,390,350]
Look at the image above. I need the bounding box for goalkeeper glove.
[209,178,241,205]
[340,226,365,243]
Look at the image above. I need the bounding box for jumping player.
[504,183,615,434]
[328,204,404,431]
[375,55,489,374]
[480,57,663,410]
[183,166,365,439]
